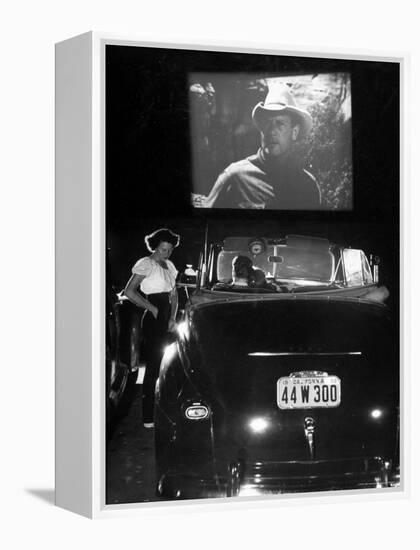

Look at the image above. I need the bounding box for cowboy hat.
[252,84,313,139]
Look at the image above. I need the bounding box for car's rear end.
[169,296,399,498]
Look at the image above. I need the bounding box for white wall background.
[1,0,418,547]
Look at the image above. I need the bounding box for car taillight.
[184,403,210,420]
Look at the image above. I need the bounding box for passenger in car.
[213,256,277,293]
[249,268,278,292]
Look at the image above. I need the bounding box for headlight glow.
[162,342,177,362]
[249,417,269,433]
[239,484,261,497]
[370,409,383,419]
[177,321,189,339]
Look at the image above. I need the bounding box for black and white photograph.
[105,44,400,504]
[189,72,352,210]
[5,0,419,545]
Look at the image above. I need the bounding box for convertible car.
[154,235,399,499]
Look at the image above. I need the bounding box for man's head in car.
[232,255,253,286]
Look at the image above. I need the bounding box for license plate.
[277,375,341,409]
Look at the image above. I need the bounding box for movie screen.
[189,72,352,211]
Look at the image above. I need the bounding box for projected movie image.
[190,73,352,211]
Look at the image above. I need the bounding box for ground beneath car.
[106,386,163,504]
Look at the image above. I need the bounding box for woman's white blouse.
[131,257,178,295]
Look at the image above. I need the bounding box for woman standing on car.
[124,228,180,428]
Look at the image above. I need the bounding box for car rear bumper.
[237,456,400,495]
[157,456,400,500]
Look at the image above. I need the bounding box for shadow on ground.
[25,489,55,505]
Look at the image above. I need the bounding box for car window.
[343,249,373,286]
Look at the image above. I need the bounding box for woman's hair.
[145,228,180,252]
[249,268,266,287]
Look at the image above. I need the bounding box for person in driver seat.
[212,255,254,291]
[231,255,254,287]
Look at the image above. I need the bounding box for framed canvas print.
[55,32,404,518]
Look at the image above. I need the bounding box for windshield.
[216,245,334,287]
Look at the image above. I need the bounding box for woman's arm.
[124,273,158,318]
[168,286,178,331]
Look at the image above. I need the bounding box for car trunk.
[189,298,398,466]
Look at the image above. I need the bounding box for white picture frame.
[55,32,406,518]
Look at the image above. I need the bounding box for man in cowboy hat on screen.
[204,84,321,209]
